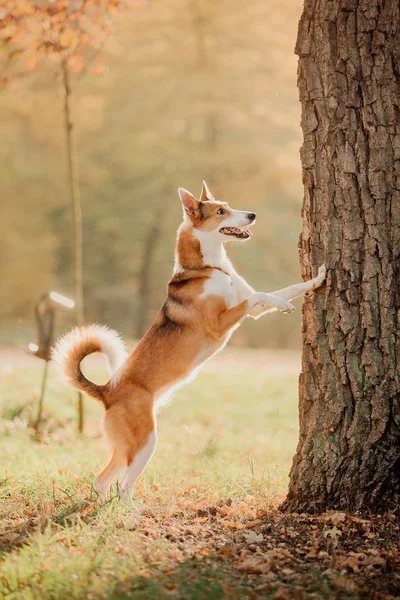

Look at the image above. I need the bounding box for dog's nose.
[247,212,256,221]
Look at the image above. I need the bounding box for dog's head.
[178,182,256,242]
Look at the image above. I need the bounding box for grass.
[0,347,298,499]
[1,347,398,599]
[0,346,299,599]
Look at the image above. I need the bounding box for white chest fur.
[192,228,252,307]
[200,269,237,307]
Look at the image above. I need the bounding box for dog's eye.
[217,208,226,215]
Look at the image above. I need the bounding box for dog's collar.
[173,265,232,279]
[205,265,231,278]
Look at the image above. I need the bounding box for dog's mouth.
[219,226,253,240]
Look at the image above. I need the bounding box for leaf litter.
[1,486,399,599]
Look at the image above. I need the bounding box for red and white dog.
[53,182,326,504]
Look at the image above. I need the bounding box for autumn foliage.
[0,0,136,81]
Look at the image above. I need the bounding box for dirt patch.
[135,503,400,599]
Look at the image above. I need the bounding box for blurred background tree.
[0,0,135,431]
[0,0,304,349]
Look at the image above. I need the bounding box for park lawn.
[0,348,398,600]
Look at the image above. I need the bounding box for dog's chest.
[200,270,237,307]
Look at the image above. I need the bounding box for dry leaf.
[324,526,342,539]
[223,520,243,530]
[243,530,264,544]
[329,512,347,526]
[237,557,272,574]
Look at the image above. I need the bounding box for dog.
[53,181,326,504]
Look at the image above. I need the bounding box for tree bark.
[282,0,400,513]
[61,58,85,433]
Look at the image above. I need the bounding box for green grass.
[0,346,300,599]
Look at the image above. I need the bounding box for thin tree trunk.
[205,112,218,186]
[135,221,161,339]
[34,360,49,434]
[191,0,218,186]
[282,0,400,513]
[135,200,168,339]
[61,58,85,433]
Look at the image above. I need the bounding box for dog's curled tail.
[51,324,128,408]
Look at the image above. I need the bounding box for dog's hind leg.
[94,451,126,499]
[118,428,158,506]
[99,385,156,505]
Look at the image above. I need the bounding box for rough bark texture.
[283,0,400,513]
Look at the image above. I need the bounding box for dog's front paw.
[316,264,327,284]
[308,264,327,291]
[270,296,295,314]
[278,299,295,314]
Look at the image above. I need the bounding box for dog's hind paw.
[118,485,141,513]
[93,478,108,500]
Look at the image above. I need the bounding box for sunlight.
[49,291,75,309]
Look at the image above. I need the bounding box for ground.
[0,347,398,599]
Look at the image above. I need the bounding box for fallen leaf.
[237,557,272,574]
[243,531,263,544]
[324,526,342,539]
[223,521,243,530]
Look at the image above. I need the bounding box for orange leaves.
[59,29,79,49]
[1,481,399,600]
[236,547,295,577]
[11,1,35,17]
[66,52,84,72]
[91,61,106,76]
[237,555,273,574]
[46,1,68,17]
[339,551,387,573]
[1,0,134,78]
[223,520,243,530]
[217,546,234,558]
[196,548,211,557]
[24,53,37,70]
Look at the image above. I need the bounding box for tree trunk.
[61,58,85,433]
[282,0,400,513]
[135,197,168,339]
[135,217,163,339]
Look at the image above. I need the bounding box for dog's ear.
[178,188,201,218]
[200,180,215,202]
